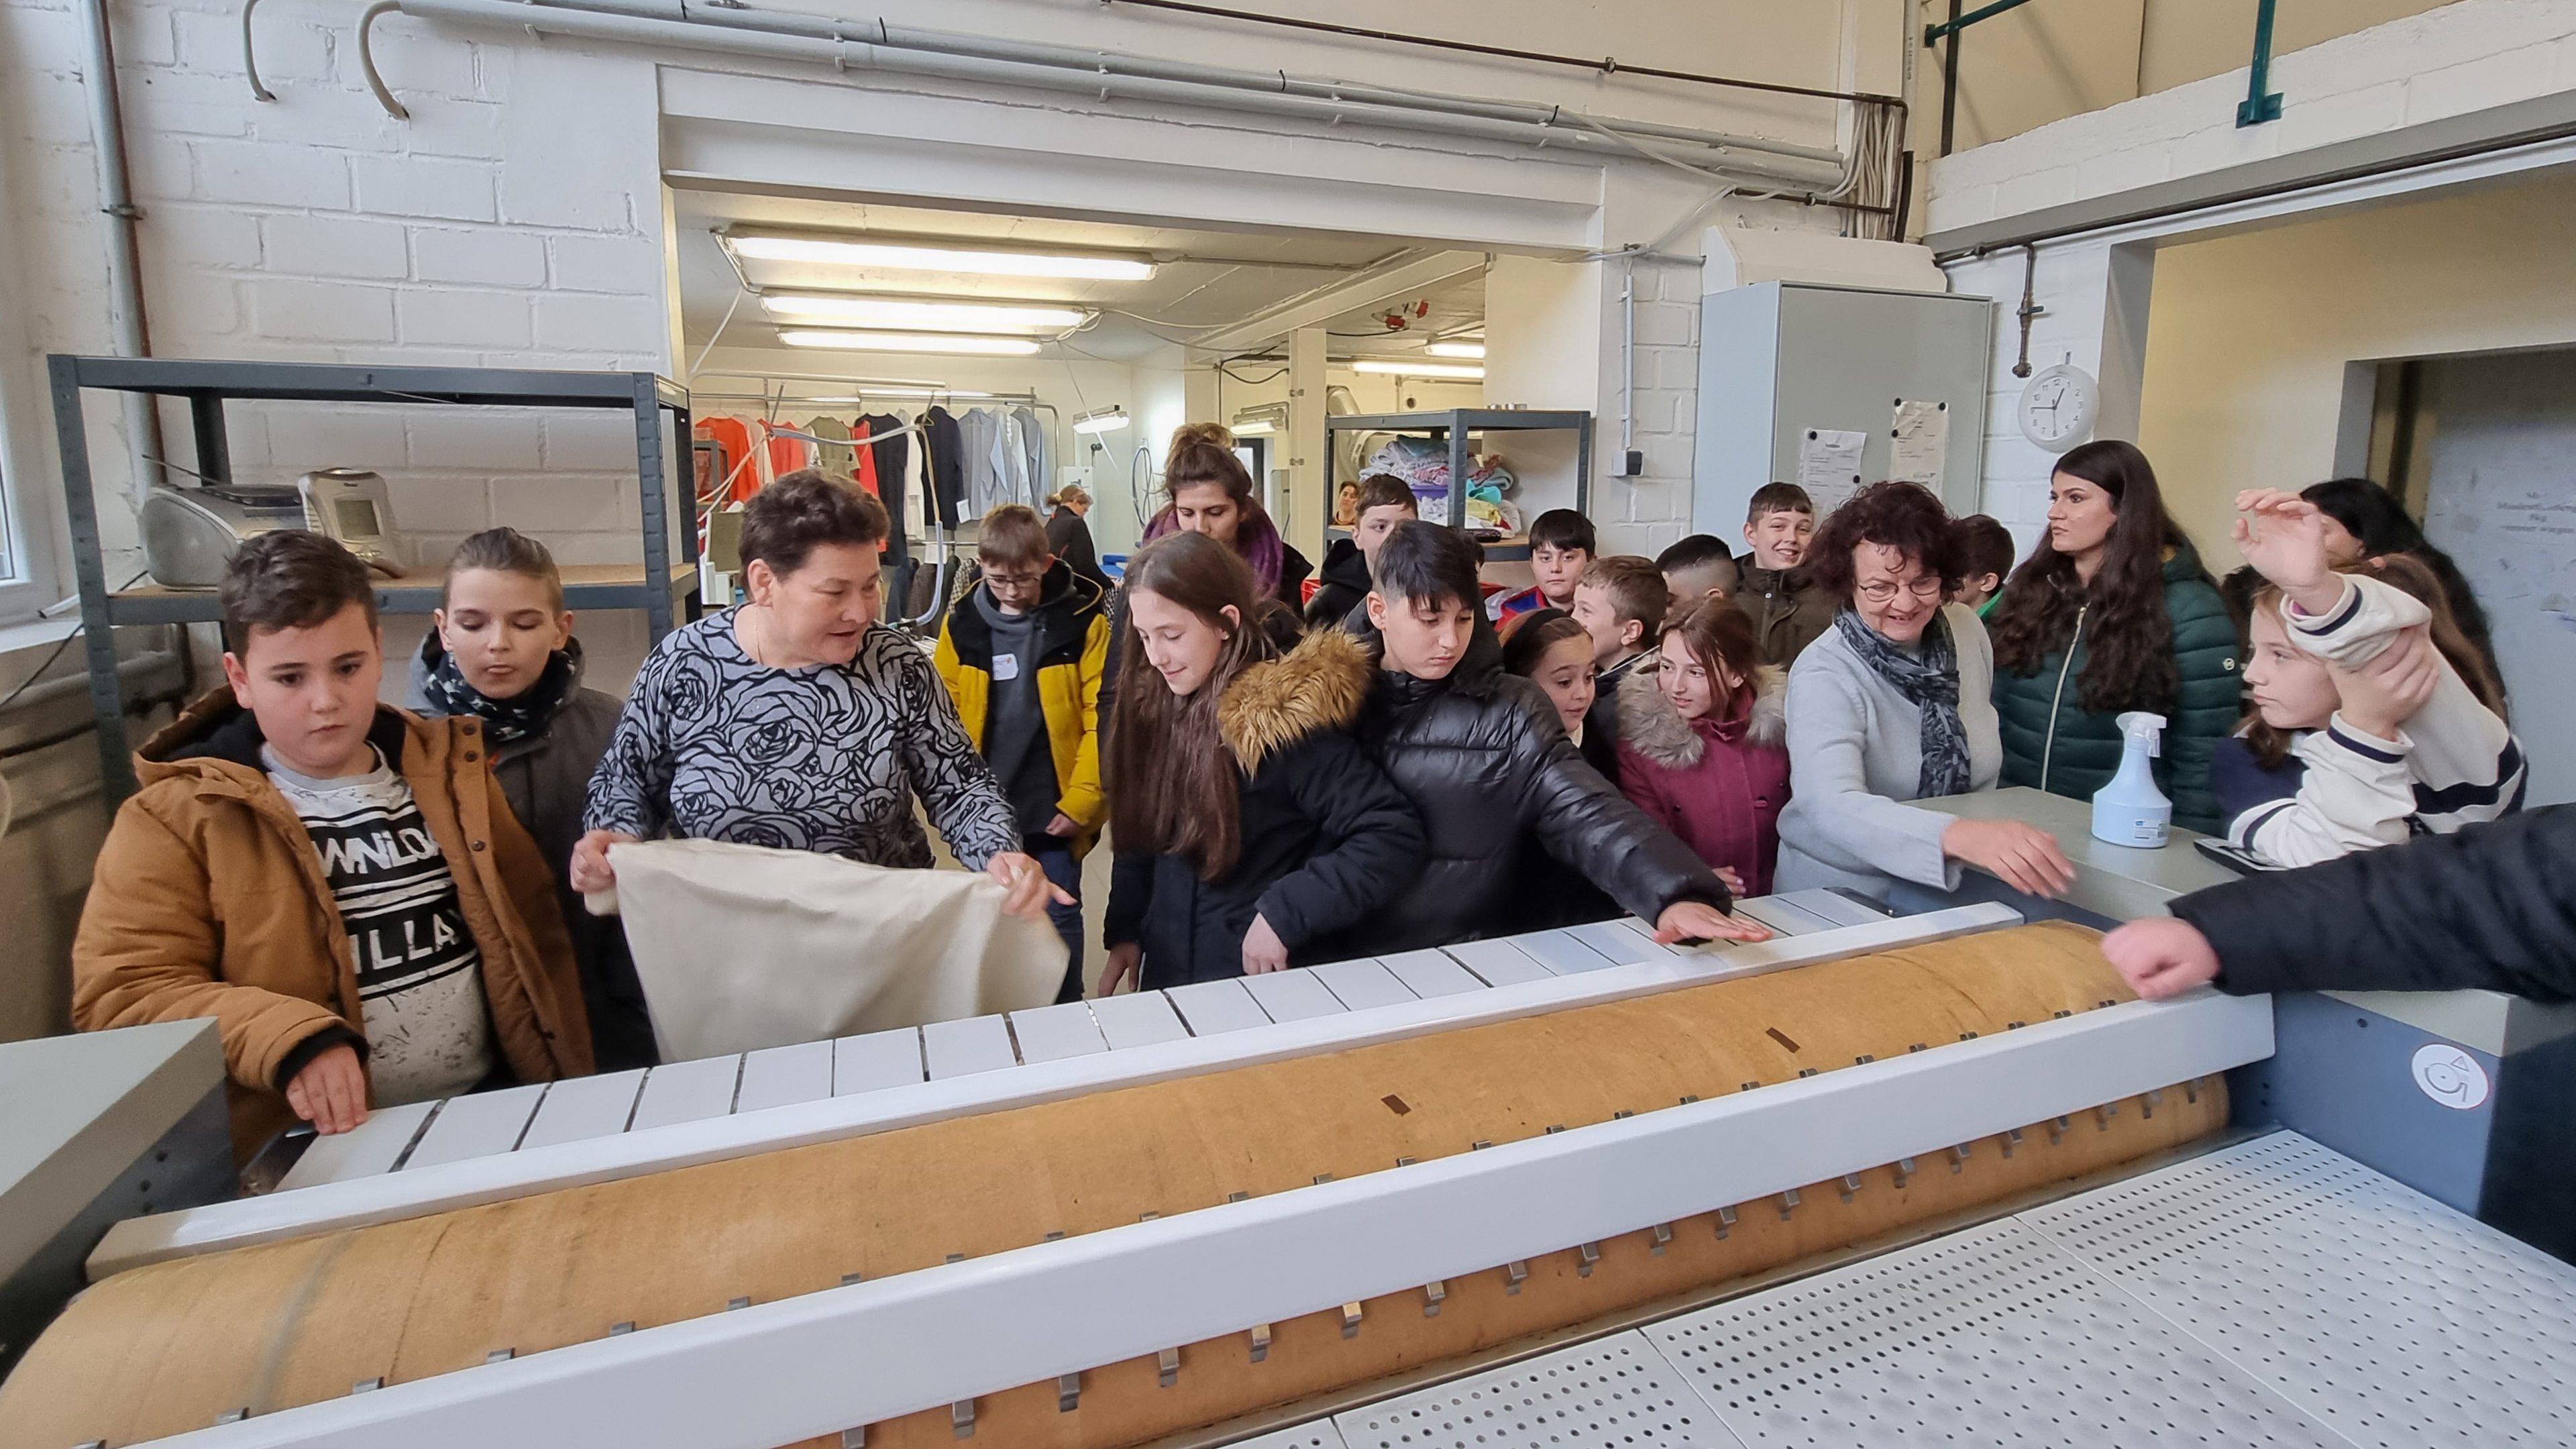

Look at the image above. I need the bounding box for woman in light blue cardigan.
[1775,484,2074,904]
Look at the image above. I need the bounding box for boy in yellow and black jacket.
[934,504,1110,1000]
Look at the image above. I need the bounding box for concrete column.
[1286,325,1327,559]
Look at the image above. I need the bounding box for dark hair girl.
[1985,441,2242,832]
[1140,424,1313,607]
[1099,531,1424,989]
[2301,477,2500,691]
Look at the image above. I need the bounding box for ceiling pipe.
[383,0,1848,190]
[78,0,168,504]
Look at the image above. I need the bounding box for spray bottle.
[2092,711,2171,848]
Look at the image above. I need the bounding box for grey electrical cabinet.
[1693,281,1994,533]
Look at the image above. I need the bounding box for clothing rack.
[687,374,1065,632]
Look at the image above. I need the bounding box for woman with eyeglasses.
[1776,482,2076,904]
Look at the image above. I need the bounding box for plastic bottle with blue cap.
[2092,711,2171,848]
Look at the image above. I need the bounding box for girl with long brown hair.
[1138,423,1313,608]
[1097,532,1424,990]
[1615,598,1792,896]
[1986,440,2241,833]
[2213,488,2522,867]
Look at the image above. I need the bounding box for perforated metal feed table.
[1281,1132,2576,1449]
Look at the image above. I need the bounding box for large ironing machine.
[5,873,2573,1449]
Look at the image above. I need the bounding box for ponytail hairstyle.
[1105,531,1278,880]
[1142,423,1287,596]
[1045,483,1091,511]
[1988,440,2208,714]
[2302,477,2498,682]
[2237,551,2506,769]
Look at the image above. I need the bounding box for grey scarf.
[1834,606,1972,799]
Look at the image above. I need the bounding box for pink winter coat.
[1613,664,1790,896]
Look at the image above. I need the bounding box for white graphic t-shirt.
[265,745,496,1105]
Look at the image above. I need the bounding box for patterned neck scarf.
[421,641,576,747]
[1833,606,1971,799]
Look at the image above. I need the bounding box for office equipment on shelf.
[294,468,407,574]
[135,483,305,589]
[46,356,696,803]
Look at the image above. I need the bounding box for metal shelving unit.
[47,356,693,802]
[1324,409,1593,561]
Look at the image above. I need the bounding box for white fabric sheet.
[610,839,1065,1062]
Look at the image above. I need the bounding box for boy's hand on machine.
[1713,865,1746,896]
[284,1043,369,1135]
[2232,489,2341,611]
[1240,914,1290,974]
[1099,942,1142,995]
[1654,900,1772,946]
[570,830,637,894]
[2100,916,2222,1000]
[1942,818,2077,898]
[987,851,1074,919]
[2330,625,2440,739]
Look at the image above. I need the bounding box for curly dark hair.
[739,469,888,576]
[1987,439,2206,714]
[1803,481,1965,601]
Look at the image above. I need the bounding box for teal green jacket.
[1990,541,2243,834]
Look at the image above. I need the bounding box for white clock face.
[2018,364,2098,453]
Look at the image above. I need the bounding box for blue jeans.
[1028,841,1085,1002]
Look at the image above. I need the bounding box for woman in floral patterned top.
[575,472,1063,919]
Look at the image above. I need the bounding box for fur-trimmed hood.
[1218,627,1373,774]
[1615,661,1786,769]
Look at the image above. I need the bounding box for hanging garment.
[610,838,1066,1061]
[924,407,967,528]
[804,417,858,483]
[694,418,759,506]
[992,408,1030,508]
[1014,405,1047,504]
[846,417,880,497]
[863,413,917,563]
[757,420,809,486]
[958,408,1004,515]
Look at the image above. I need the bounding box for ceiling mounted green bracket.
[2238,0,2285,126]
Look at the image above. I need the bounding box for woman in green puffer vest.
[1986,441,2243,834]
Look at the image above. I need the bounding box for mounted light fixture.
[1350,360,1484,380]
[758,294,1090,333]
[1230,401,1289,437]
[1426,341,1487,359]
[728,232,1156,281]
[1072,408,1132,435]
[772,388,995,403]
[776,330,1042,356]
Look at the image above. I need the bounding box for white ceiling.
[672,189,1492,364]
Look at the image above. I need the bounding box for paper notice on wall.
[1890,399,1949,491]
[1795,428,1868,515]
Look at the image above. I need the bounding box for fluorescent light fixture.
[759,294,1089,333]
[1349,360,1484,380]
[729,233,1155,281]
[1072,408,1131,435]
[1426,341,1487,359]
[1230,419,1275,435]
[777,329,1042,356]
[775,388,994,403]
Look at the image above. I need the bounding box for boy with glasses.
[936,504,1110,999]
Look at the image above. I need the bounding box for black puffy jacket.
[1330,640,1731,958]
[2174,805,2576,1002]
[1105,630,1427,988]
[1305,538,1373,630]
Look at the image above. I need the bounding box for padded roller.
[0,922,2226,1449]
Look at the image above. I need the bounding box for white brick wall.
[1,0,669,582]
[1927,0,2576,236]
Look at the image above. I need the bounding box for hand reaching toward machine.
[1240,914,1290,975]
[2099,916,2222,1000]
[986,851,1075,920]
[1941,818,2076,898]
[1098,941,1142,996]
[1653,900,1772,946]
[284,1042,370,1135]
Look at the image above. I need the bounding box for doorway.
[2363,346,2576,806]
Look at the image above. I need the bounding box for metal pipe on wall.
[382,0,1849,189]
[78,0,167,504]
